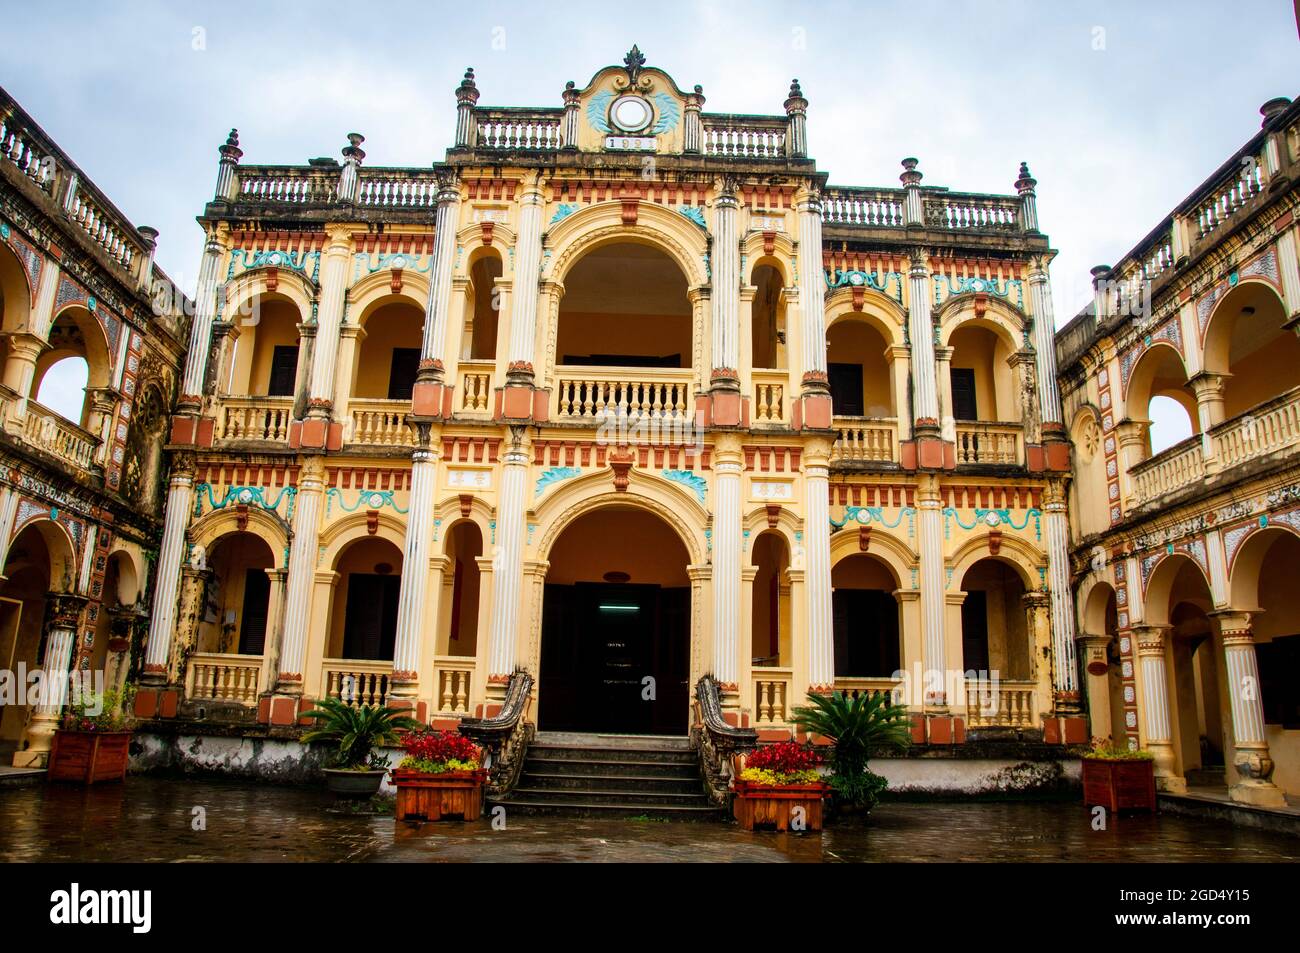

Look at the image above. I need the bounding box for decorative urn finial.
[219,128,242,162]
[1015,161,1037,195]
[623,44,647,82]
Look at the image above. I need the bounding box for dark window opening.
[561,353,682,368]
[341,574,400,660]
[961,590,990,672]
[832,589,900,677]
[267,345,299,397]
[1257,634,1300,729]
[237,568,270,655]
[828,362,864,417]
[951,368,978,421]
[387,347,420,401]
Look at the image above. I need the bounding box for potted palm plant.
[390,728,487,821]
[1081,738,1156,813]
[791,690,911,820]
[732,740,828,831]
[48,685,135,784]
[299,698,421,799]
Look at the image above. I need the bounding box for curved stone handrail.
[458,670,535,797]
[692,674,758,808]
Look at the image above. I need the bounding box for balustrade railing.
[954,421,1021,466]
[0,108,56,194]
[1190,145,1267,240]
[435,656,475,714]
[1129,434,1204,507]
[185,652,263,706]
[322,659,392,708]
[753,667,792,725]
[924,192,1021,231]
[830,416,897,464]
[474,109,562,151]
[822,187,905,227]
[1210,386,1300,470]
[216,396,293,442]
[458,360,494,416]
[236,165,338,205]
[23,402,98,470]
[348,398,414,447]
[356,168,441,209]
[553,366,693,423]
[701,116,788,158]
[965,679,1036,728]
[752,371,786,424]
[832,677,904,705]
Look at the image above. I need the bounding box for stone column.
[1115,418,1149,508]
[391,423,440,699]
[178,232,225,405]
[277,456,326,693]
[1211,611,1286,807]
[2,332,47,424]
[487,427,530,686]
[710,177,742,425]
[783,80,808,158]
[1189,372,1228,469]
[1026,257,1063,427]
[906,239,944,468]
[1044,478,1078,707]
[711,434,744,696]
[1077,633,1115,742]
[917,474,946,706]
[934,345,954,442]
[561,81,581,149]
[261,568,288,691]
[803,438,834,691]
[336,134,365,203]
[143,455,196,683]
[683,85,706,154]
[453,69,480,148]
[170,566,210,685]
[502,173,544,419]
[301,227,352,447]
[406,171,461,422]
[794,188,831,428]
[14,595,84,767]
[1015,162,1039,234]
[1133,624,1184,792]
[0,486,19,568]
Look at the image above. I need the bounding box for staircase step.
[521,772,704,794]
[510,786,710,808]
[527,745,697,765]
[489,797,722,820]
[524,756,699,778]
[532,731,693,751]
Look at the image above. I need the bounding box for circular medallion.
[368,493,384,508]
[609,95,652,133]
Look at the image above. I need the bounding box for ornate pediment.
[573,46,697,154]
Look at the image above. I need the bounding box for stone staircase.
[489,732,721,820]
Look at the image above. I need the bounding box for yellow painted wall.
[546,508,689,585]
[556,311,691,366]
[196,533,274,653]
[353,303,423,398]
[826,320,893,416]
[961,559,1029,679]
[233,299,300,395]
[1223,330,1300,419]
[950,325,1008,420]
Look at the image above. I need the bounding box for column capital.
[712,431,745,466]
[1131,623,1170,655]
[1188,370,1230,398]
[323,224,353,249]
[1209,608,1255,643]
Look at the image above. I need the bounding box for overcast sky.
[6,0,1298,424]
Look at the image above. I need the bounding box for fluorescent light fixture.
[598,604,639,612]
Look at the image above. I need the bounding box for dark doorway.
[342,574,400,660]
[387,347,420,400]
[951,368,978,421]
[267,345,299,397]
[832,589,900,676]
[238,568,270,655]
[828,362,864,416]
[539,582,689,734]
[961,590,990,672]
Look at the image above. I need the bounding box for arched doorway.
[1082,582,1125,745]
[198,533,276,656]
[960,558,1031,679]
[439,520,484,657]
[1148,555,1222,783]
[1229,527,1300,796]
[539,506,690,734]
[750,531,790,667]
[831,553,901,678]
[326,537,404,661]
[0,520,75,757]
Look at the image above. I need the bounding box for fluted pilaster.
[277,460,325,691]
[488,431,530,679]
[391,436,439,693]
[804,442,834,689]
[711,437,743,689]
[144,465,196,679]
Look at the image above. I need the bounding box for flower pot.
[322,768,387,799]
[1081,758,1156,813]
[391,768,486,821]
[732,779,829,831]
[47,730,131,784]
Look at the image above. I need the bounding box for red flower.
[400,728,481,765]
[745,741,821,773]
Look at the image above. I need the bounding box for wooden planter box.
[732,779,829,831]
[1082,758,1156,813]
[48,730,131,784]
[391,768,486,821]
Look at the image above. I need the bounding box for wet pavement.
[1,775,1297,862]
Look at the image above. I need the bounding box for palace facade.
[122,47,1083,764]
[0,87,189,766]
[1060,96,1300,806]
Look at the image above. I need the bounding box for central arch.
[537,503,692,734]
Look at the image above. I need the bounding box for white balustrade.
[348,398,415,447]
[830,417,897,463]
[216,396,293,442]
[553,367,693,423]
[965,679,1036,728]
[186,652,263,706]
[23,402,98,469]
[954,422,1021,466]
[322,659,392,708]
